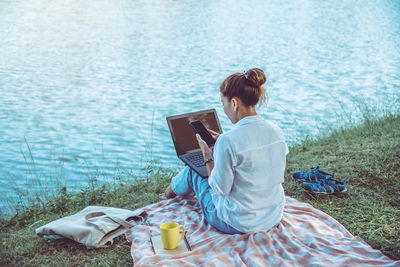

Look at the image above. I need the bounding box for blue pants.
[171,166,242,234]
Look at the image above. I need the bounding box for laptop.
[166,109,223,178]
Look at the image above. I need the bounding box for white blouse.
[208,115,288,233]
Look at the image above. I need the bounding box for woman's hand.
[196,134,213,160]
[207,128,220,141]
[196,134,214,177]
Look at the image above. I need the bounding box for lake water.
[0,0,399,215]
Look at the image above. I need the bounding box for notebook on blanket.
[150,233,191,255]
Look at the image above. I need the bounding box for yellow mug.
[160,222,185,250]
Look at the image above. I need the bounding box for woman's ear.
[231,97,239,111]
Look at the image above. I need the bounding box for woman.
[164,68,289,234]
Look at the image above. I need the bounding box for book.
[150,233,191,255]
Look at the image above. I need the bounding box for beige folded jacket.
[35,206,147,248]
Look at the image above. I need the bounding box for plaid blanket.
[126,196,399,266]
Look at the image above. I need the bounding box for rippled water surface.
[1,0,399,213]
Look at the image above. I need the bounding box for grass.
[284,111,400,260]
[0,166,174,266]
[1,111,399,266]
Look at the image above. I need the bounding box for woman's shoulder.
[251,118,287,145]
[260,118,284,135]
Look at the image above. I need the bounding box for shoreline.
[1,112,399,265]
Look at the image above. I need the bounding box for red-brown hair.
[220,68,266,106]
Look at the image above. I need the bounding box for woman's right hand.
[207,128,220,141]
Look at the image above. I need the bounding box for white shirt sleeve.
[208,134,235,196]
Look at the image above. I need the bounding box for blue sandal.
[292,165,334,183]
[302,178,348,194]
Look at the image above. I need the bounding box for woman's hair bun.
[220,67,267,106]
[245,68,266,88]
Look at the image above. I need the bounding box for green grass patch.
[1,113,399,265]
[285,112,400,260]
[0,166,174,266]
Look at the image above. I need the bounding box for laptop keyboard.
[186,152,204,168]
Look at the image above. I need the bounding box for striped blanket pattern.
[126,196,399,266]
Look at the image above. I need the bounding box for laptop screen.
[166,109,222,155]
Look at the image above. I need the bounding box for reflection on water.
[0,0,399,212]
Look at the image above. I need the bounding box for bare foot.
[159,184,176,200]
[165,184,176,199]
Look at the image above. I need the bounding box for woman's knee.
[171,167,194,196]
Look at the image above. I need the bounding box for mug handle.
[177,225,186,243]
